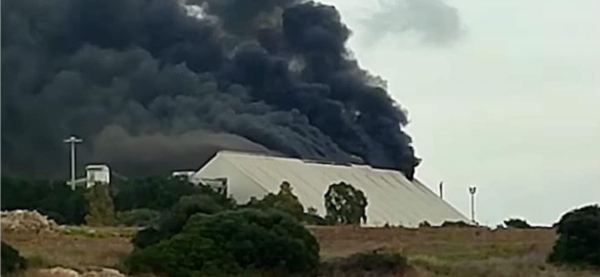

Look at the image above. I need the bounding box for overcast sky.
[321,0,600,226]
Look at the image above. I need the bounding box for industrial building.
[66,164,111,189]
[192,151,468,227]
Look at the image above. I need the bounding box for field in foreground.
[3,226,599,277]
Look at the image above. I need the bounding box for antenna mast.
[63,135,82,190]
[469,186,477,224]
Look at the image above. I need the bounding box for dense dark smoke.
[1,0,420,179]
[92,125,275,177]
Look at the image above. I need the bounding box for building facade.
[193,151,468,227]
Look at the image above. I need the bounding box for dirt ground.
[2,227,133,271]
[310,226,600,276]
[3,226,599,277]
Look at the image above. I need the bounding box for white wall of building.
[194,151,468,227]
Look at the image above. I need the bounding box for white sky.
[321,0,600,226]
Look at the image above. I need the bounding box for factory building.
[192,151,468,227]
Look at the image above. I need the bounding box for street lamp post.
[63,136,82,190]
[469,186,477,224]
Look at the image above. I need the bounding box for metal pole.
[71,142,75,189]
[64,136,82,190]
[471,192,474,222]
[469,186,477,224]
[439,181,443,199]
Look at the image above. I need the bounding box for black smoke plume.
[1,0,420,179]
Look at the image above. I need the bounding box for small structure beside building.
[172,171,228,196]
[85,164,110,188]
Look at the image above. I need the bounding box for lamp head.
[468,186,477,194]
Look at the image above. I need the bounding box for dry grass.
[310,226,556,260]
[3,225,599,277]
[2,228,133,271]
[309,226,599,277]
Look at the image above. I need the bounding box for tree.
[503,218,531,229]
[112,177,235,212]
[132,194,233,249]
[85,183,116,226]
[274,181,305,218]
[548,204,600,268]
[0,177,87,225]
[243,181,305,222]
[125,209,320,277]
[324,182,368,225]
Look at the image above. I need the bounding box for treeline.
[125,180,370,277]
[2,175,373,277]
[1,176,230,226]
[1,177,88,224]
[0,176,368,228]
[2,175,599,275]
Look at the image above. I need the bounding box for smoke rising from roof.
[1,0,420,179]
[92,125,274,177]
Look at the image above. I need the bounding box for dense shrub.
[548,204,600,268]
[320,248,408,276]
[1,241,27,275]
[504,218,531,229]
[113,177,236,212]
[324,182,368,225]
[117,209,161,227]
[419,221,432,228]
[243,181,305,221]
[132,194,234,249]
[441,220,471,228]
[243,183,330,225]
[304,214,328,226]
[126,209,320,277]
[303,207,328,226]
[112,177,205,212]
[1,177,87,224]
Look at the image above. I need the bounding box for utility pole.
[469,186,477,224]
[64,135,82,190]
[439,181,444,199]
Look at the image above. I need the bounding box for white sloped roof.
[195,151,468,227]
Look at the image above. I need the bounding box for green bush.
[419,221,432,228]
[112,177,233,212]
[1,241,27,275]
[126,235,237,277]
[112,177,193,211]
[117,209,161,227]
[132,194,233,249]
[503,218,531,229]
[548,204,600,269]
[441,221,471,228]
[304,214,329,226]
[243,181,305,221]
[125,209,320,277]
[243,183,330,226]
[1,177,87,224]
[320,248,408,276]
